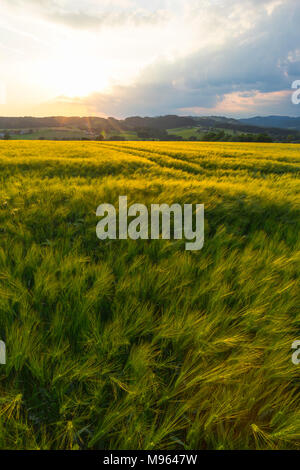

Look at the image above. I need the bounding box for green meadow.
[0,140,299,450]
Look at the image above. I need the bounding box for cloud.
[182,90,294,116]
[60,0,300,117]
[2,0,300,117]
[3,0,169,30]
[47,9,168,31]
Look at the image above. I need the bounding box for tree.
[107,135,126,141]
[256,133,273,143]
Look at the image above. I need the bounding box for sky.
[0,0,300,118]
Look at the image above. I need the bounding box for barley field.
[0,140,299,450]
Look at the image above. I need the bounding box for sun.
[35,38,112,99]
[58,69,110,98]
[43,58,110,99]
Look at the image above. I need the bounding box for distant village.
[0,129,27,139]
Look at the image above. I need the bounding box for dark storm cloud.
[72,0,300,116]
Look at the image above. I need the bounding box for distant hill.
[124,115,196,129]
[239,116,300,131]
[1,114,300,142]
[189,116,300,139]
[0,115,195,131]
